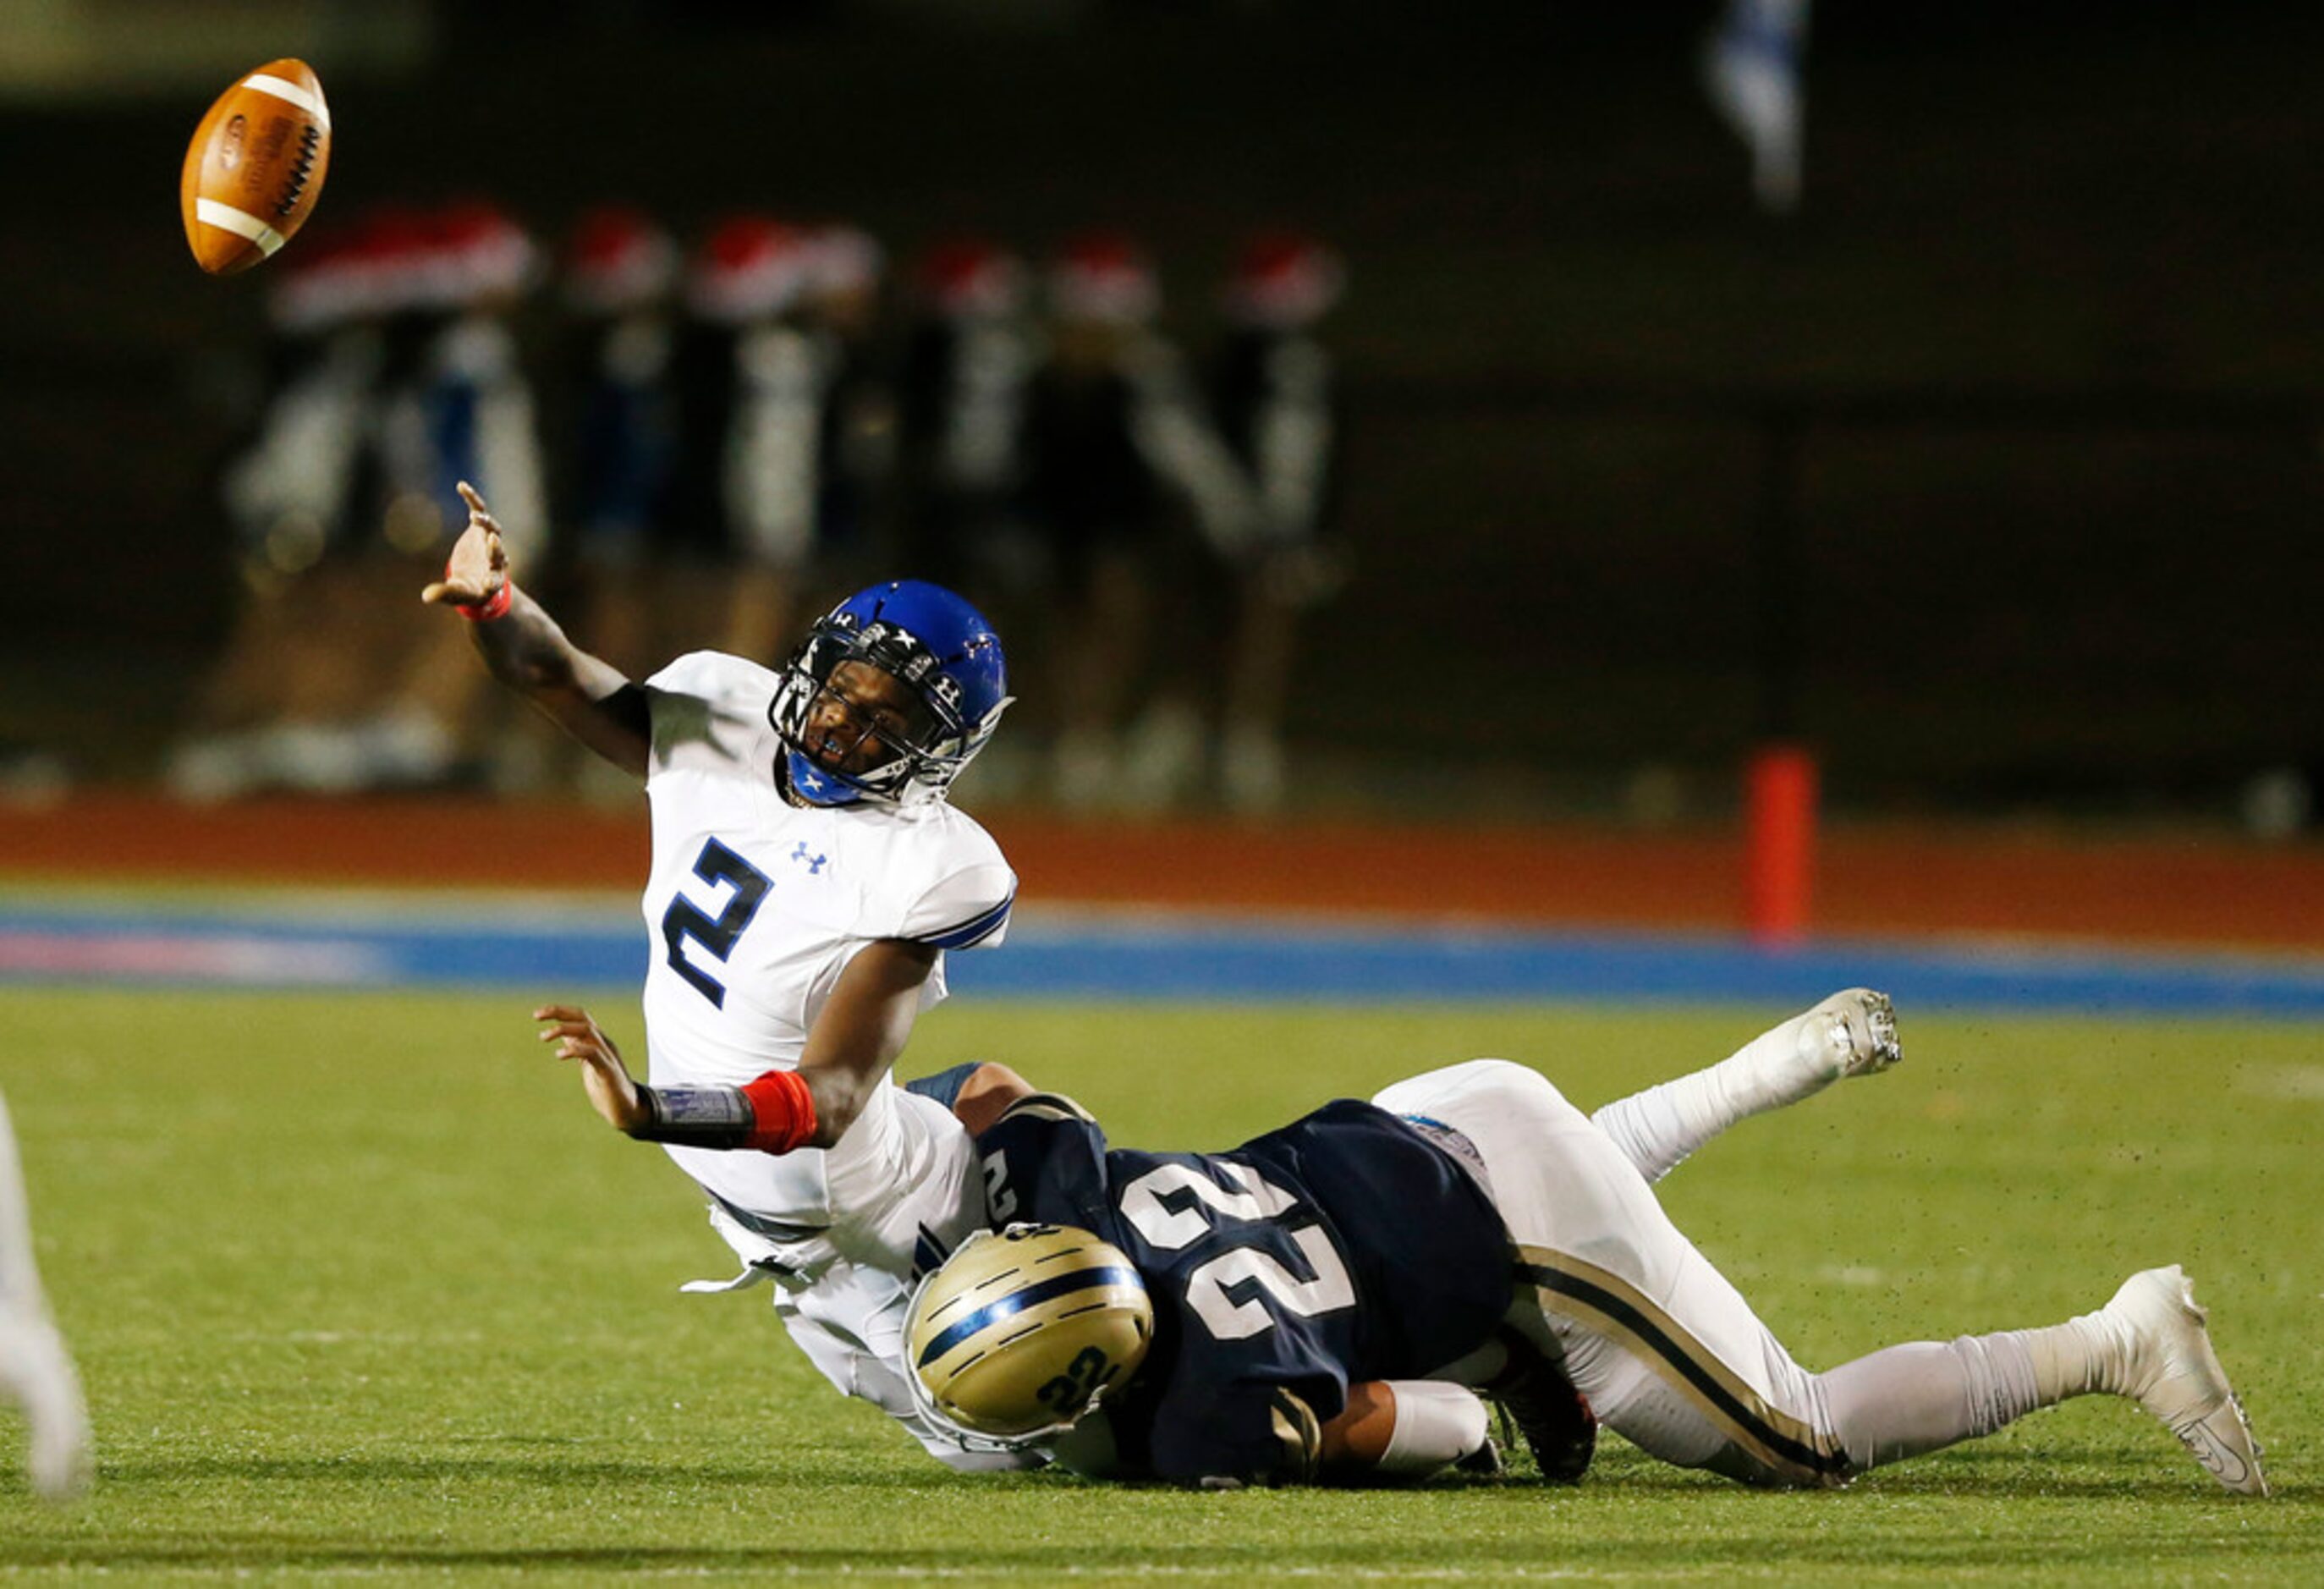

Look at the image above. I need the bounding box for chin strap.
[783,750,866,807]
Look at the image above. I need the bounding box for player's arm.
[1152,1382,1487,1488]
[951,1063,1035,1136]
[535,1003,654,1133]
[900,1061,1037,1136]
[422,481,651,778]
[533,940,940,1153]
[788,937,942,1147]
[1317,1382,1494,1481]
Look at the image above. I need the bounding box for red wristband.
[453,579,514,622]
[739,1069,820,1154]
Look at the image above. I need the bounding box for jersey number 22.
[1118,1162,1356,1343]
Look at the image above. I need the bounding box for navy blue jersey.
[975,1095,1514,1486]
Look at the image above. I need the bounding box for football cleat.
[2105,1266,2267,1496]
[1486,1336,1596,1485]
[1710,987,1904,1126]
[1750,987,1903,1108]
[1809,987,1903,1081]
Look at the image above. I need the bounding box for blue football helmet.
[768,580,1011,806]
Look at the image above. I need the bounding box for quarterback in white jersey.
[425,482,1019,1464]
[636,648,1010,1279]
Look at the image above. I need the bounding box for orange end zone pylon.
[1744,743,1818,946]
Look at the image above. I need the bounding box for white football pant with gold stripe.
[1375,1060,2058,1489]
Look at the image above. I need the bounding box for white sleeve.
[645,650,763,699]
[642,652,780,778]
[898,859,1017,951]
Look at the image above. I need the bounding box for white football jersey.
[637,652,1014,1281]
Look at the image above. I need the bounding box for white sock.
[1820,1304,2140,1476]
[1591,1010,1839,1183]
[2011,1305,2140,1403]
[1376,1382,1492,1476]
[1822,1332,2044,1471]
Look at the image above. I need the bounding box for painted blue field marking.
[0,895,2321,1017]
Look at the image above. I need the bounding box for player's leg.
[1589,988,1901,1184]
[755,1095,1039,1473]
[1816,1265,2265,1493]
[0,1088,91,1501]
[769,1260,1042,1474]
[1381,1060,2266,1493]
[1380,1058,1854,1485]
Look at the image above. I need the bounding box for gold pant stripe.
[1514,1244,1849,1485]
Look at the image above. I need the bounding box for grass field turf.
[0,988,2316,1581]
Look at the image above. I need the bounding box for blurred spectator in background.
[894,237,1044,794]
[364,200,550,790]
[166,212,1345,814]
[668,216,832,666]
[547,206,684,800]
[1025,231,1261,811]
[168,212,399,800]
[560,204,683,650]
[801,223,898,586]
[1205,233,1349,813]
[167,201,549,800]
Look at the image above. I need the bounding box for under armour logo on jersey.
[789,840,827,875]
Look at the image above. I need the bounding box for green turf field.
[0,988,2316,1581]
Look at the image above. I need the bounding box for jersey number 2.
[1118,1163,1356,1343]
[661,838,772,1009]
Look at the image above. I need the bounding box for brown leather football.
[179,58,332,276]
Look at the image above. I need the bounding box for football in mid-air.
[179,58,332,276]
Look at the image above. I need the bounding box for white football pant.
[1376,1060,1858,1486]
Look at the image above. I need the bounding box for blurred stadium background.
[6,0,2321,849]
[3,1,2322,1568]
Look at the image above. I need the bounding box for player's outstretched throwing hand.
[535,1004,650,1134]
[420,481,509,609]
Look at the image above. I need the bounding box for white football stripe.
[241,71,330,129]
[195,198,286,256]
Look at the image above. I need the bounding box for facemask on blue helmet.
[768,580,1011,807]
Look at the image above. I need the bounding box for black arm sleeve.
[627,1083,756,1148]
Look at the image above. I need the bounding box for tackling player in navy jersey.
[903,993,2267,1495]
[926,1092,1523,1485]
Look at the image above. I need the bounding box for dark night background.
[3,0,2320,824]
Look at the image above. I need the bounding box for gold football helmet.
[905,1223,1153,1449]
